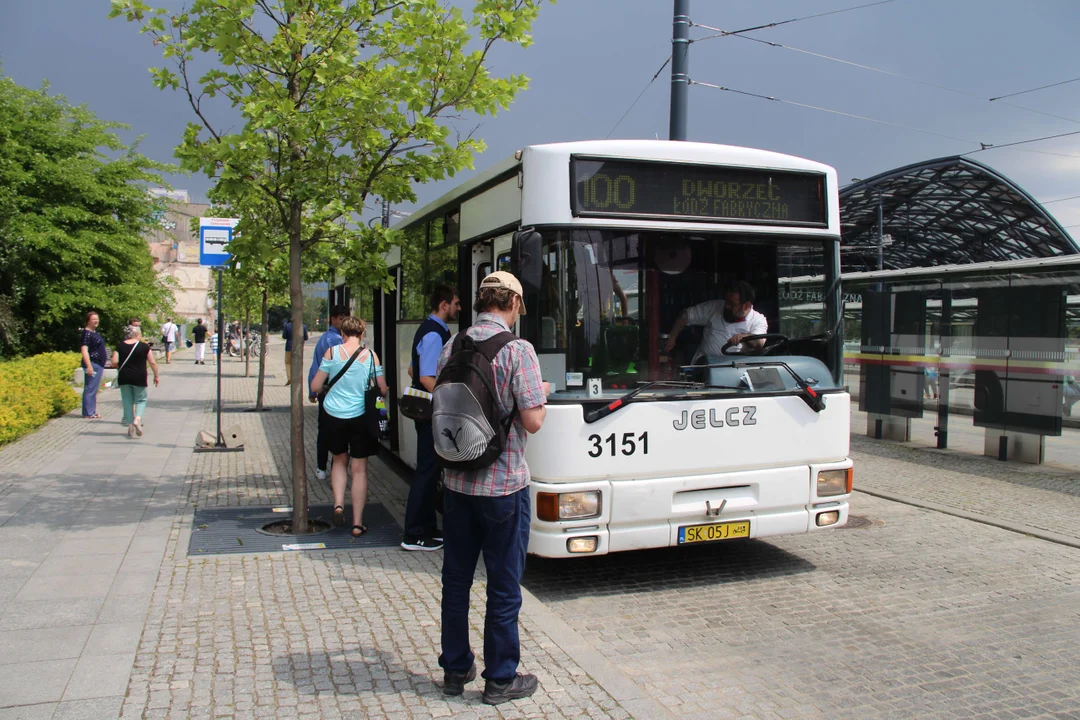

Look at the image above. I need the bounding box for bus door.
[374,268,401,450]
[463,234,514,327]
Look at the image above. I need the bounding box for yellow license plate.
[678,521,751,544]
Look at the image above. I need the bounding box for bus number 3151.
[588,432,649,458]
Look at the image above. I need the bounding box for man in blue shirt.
[307,306,348,481]
[401,285,460,551]
[282,319,309,386]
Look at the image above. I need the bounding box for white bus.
[370,140,852,558]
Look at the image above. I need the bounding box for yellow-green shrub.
[0,352,81,446]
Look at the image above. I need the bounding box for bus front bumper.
[527,462,852,558]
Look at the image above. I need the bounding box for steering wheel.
[721,333,790,356]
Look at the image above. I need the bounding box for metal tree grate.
[188,503,401,555]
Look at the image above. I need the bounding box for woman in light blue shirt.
[310,316,388,536]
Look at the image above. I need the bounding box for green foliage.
[111,0,550,528]
[0,352,81,446]
[0,74,177,357]
[109,0,549,291]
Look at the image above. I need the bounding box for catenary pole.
[669,0,691,141]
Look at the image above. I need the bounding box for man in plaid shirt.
[435,271,549,705]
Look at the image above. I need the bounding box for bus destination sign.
[571,157,827,227]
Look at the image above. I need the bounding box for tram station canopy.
[839,155,1078,273]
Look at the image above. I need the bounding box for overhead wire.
[604,0,901,137]
[606,56,671,139]
[688,80,980,144]
[715,33,1080,126]
[971,129,1080,153]
[1039,194,1080,205]
[990,76,1080,102]
[691,0,902,42]
[688,80,1080,161]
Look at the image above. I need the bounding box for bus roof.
[393,139,837,232]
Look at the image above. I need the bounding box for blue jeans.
[439,487,530,682]
[82,363,104,417]
[404,421,440,539]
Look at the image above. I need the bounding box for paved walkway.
[0,355,211,719]
[1,345,655,720]
[4,343,1080,719]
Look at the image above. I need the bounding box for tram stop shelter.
[838,156,1080,463]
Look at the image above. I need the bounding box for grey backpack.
[431,331,517,471]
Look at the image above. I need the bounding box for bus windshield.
[528,228,838,392]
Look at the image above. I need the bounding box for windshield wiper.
[686,360,828,413]
[583,380,701,424]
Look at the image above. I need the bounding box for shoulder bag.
[363,355,384,439]
[318,345,364,404]
[398,386,433,422]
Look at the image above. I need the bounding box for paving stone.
[0,625,92,665]
[52,696,126,720]
[63,653,137,701]
[0,658,77,706]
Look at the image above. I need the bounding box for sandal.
[351,525,368,538]
[332,506,345,527]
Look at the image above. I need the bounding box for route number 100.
[588,432,649,458]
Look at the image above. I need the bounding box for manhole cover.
[841,514,874,530]
[188,503,400,555]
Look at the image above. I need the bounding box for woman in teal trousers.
[111,324,160,438]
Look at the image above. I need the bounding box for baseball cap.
[479,271,527,315]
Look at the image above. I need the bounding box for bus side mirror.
[514,226,542,293]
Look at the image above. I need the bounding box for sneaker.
[442,663,476,696]
[400,537,444,552]
[316,469,327,481]
[482,673,538,705]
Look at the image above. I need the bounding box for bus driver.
[664,280,768,361]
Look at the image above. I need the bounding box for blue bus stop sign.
[199,217,238,267]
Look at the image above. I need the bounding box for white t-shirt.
[162,322,178,342]
[684,301,768,360]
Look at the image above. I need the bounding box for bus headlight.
[817,468,853,497]
[536,491,601,521]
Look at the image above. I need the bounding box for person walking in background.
[309,306,348,481]
[282,318,309,386]
[192,318,208,364]
[210,327,219,364]
[434,272,549,704]
[161,317,179,364]
[309,317,388,538]
[401,284,460,552]
[80,311,107,419]
[111,324,160,439]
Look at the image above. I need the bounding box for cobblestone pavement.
[850,434,1080,542]
[8,344,1080,719]
[119,344,633,720]
[523,493,1080,719]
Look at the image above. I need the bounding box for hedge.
[0,352,81,446]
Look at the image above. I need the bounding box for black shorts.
[321,412,379,459]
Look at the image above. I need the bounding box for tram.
[368,140,853,557]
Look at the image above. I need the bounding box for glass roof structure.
[839,155,1078,273]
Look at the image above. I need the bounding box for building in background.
[145,189,212,325]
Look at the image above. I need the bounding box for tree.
[111,0,548,532]
[0,73,175,357]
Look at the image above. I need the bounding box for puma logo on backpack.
[432,331,517,471]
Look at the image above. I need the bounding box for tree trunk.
[255,285,268,411]
[289,200,308,533]
[244,307,251,377]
